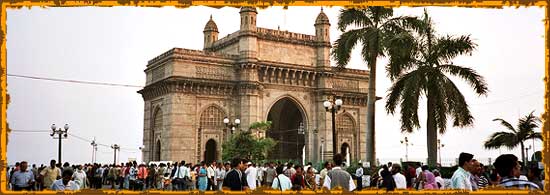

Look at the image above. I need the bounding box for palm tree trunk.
[426,94,438,166]
[366,57,377,166]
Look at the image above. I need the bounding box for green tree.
[332,7,421,165]
[249,121,272,132]
[222,131,277,162]
[385,10,489,166]
[484,111,543,165]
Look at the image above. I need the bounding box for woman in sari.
[198,162,208,191]
[421,166,438,189]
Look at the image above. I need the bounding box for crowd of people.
[7,153,544,191]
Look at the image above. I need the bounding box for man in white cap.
[245,162,258,190]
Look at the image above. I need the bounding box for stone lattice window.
[200,106,225,129]
[336,114,354,134]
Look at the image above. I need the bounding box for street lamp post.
[525,145,532,165]
[50,124,69,164]
[437,139,445,166]
[139,145,145,163]
[324,98,343,157]
[400,137,412,161]
[223,117,241,135]
[111,144,120,165]
[296,122,305,162]
[91,137,98,163]
[320,137,325,162]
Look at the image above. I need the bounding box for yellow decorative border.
[0,0,548,195]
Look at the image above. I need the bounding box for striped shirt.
[477,176,489,189]
[499,177,540,190]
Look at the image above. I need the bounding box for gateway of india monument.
[138,7,371,164]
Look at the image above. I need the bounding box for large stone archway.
[139,8,370,163]
[267,97,307,161]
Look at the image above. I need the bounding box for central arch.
[204,139,217,163]
[267,96,307,161]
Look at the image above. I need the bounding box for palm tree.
[332,7,421,165]
[484,111,543,165]
[385,10,489,166]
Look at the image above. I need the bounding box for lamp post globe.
[323,100,331,109]
[335,99,343,107]
[223,117,230,125]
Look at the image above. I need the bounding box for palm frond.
[366,6,394,25]
[492,118,516,133]
[360,29,383,68]
[425,70,449,133]
[518,111,541,131]
[437,74,474,127]
[397,69,426,132]
[331,28,368,68]
[385,71,412,115]
[434,35,476,64]
[337,8,373,31]
[525,132,543,141]
[517,111,541,141]
[483,131,519,150]
[385,32,418,80]
[438,64,489,96]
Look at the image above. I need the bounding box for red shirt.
[138,166,148,179]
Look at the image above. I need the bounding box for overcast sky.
[6,6,545,166]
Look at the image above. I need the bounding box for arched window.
[336,114,354,134]
[200,105,225,129]
[155,140,161,161]
[152,108,163,161]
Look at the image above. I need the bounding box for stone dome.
[315,8,330,25]
[240,6,257,14]
[203,15,218,32]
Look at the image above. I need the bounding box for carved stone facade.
[138,7,370,163]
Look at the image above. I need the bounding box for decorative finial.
[321,7,324,12]
[210,14,213,20]
[278,25,280,30]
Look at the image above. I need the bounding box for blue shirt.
[10,170,35,187]
[450,167,472,190]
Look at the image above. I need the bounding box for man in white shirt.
[51,169,79,191]
[257,163,265,186]
[433,169,445,189]
[272,166,292,191]
[207,162,216,190]
[391,164,407,189]
[173,161,188,190]
[323,154,356,191]
[355,163,364,191]
[319,162,332,186]
[215,163,226,191]
[245,162,258,190]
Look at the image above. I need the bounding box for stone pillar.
[168,93,199,163]
[142,101,152,163]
